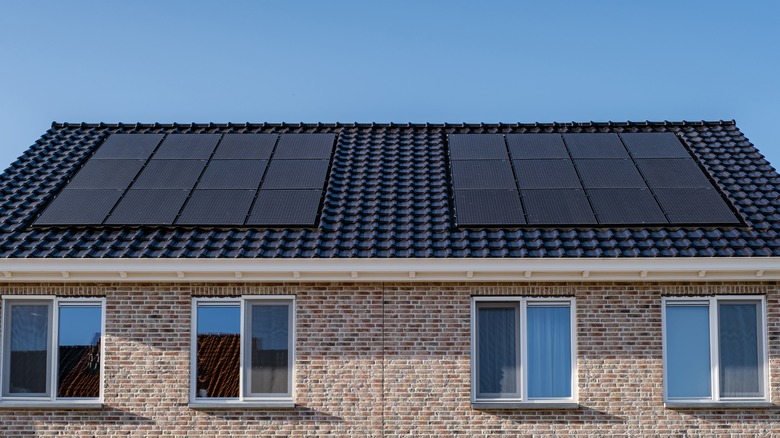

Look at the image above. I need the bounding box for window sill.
[188,401,295,409]
[472,401,578,410]
[0,401,103,409]
[665,401,774,409]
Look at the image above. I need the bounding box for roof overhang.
[0,257,779,283]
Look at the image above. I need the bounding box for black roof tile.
[0,121,776,258]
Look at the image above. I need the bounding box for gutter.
[0,257,779,283]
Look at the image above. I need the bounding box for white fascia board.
[0,257,779,283]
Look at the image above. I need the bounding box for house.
[0,120,778,435]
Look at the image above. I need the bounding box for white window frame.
[470,296,577,408]
[190,296,295,408]
[662,295,770,407]
[0,295,105,408]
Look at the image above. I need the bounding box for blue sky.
[0,1,778,167]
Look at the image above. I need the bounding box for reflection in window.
[57,305,102,398]
[196,305,240,398]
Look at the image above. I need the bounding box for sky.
[0,1,778,167]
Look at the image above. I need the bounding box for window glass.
[527,305,571,398]
[719,302,762,398]
[57,305,101,398]
[248,304,289,395]
[476,304,519,398]
[6,303,50,396]
[666,305,711,399]
[196,305,240,398]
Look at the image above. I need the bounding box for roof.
[0,120,778,259]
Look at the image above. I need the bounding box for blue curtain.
[527,306,571,398]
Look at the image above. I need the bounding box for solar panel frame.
[272,133,336,160]
[448,134,509,160]
[451,160,517,190]
[506,134,569,159]
[66,159,146,190]
[261,160,331,190]
[131,160,207,189]
[574,159,647,189]
[620,132,691,158]
[586,188,668,224]
[196,160,268,190]
[521,189,597,225]
[564,133,630,159]
[247,189,323,226]
[454,189,525,226]
[152,133,221,159]
[91,134,164,160]
[635,158,714,188]
[176,189,256,225]
[513,159,581,189]
[212,134,277,160]
[105,189,190,225]
[34,189,123,225]
[653,188,740,224]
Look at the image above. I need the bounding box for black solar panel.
[653,188,740,224]
[105,189,189,225]
[564,133,629,159]
[454,190,525,226]
[131,160,207,189]
[213,134,277,160]
[575,159,647,188]
[197,160,267,190]
[261,160,330,189]
[636,159,713,188]
[513,160,581,189]
[620,132,691,158]
[153,134,221,159]
[451,160,516,190]
[273,133,336,160]
[522,189,597,225]
[176,190,256,225]
[91,134,163,160]
[506,134,569,159]
[587,188,667,224]
[449,134,509,160]
[67,159,145,190]
[247,190,322,226]
[34,189,123,225]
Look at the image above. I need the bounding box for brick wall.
[0,282,778,436]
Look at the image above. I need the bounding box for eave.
[0,257,779,283]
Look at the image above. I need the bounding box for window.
[471,297,576,405]
[663,296,768,405]
[190,296,295,406]
[1,296,104,405]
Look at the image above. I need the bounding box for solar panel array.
[450,132,741,227]
[35,133,336,226]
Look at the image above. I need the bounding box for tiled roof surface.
[0,121,779,258]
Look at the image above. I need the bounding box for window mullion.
[709,297,719,402]
[50,300,58,401]
[519,299,526,402]
[239,298,246,401]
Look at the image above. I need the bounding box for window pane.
[666,305,711,399]
[6,304,50,396]
[476,305,518,398]
[57,305,101,398]
[196,305,240,398]
[719,302,762,398]
[527,305,571,398]
[248,304,290,395]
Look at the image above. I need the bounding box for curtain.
[666,305,711,398]
[527,306,571,398]
[719,303,761,398]
[477,306,518,397]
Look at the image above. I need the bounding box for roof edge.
[0,257,776,283]
[49,120,738,129]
